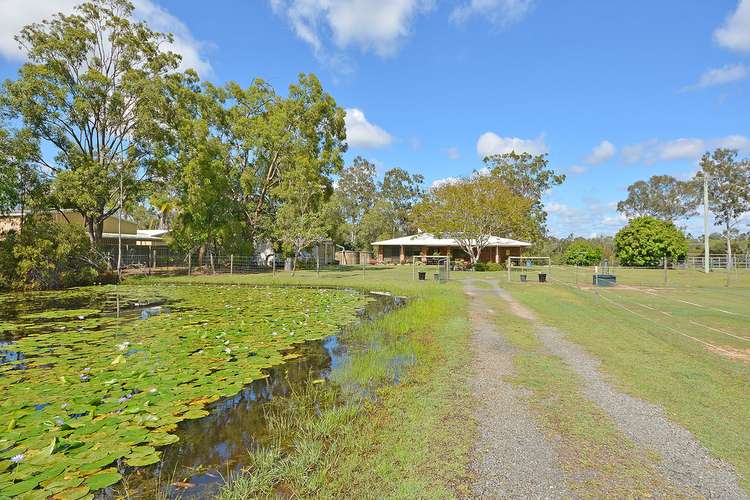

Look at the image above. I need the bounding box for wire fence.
[684,255,750,270]
[97,244,375,276]
[526,264,750,289]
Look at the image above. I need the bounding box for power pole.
[703,171,710,274]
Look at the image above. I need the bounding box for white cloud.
[584,140,616,164]
[659,138,705,161]
[0,0,212,75]
[476,131,547,159]
[621,135,750,164]
[545,199,627,237]
[715,134,750,150]
[451,0,534,26]
[344,108,393,148]
[714,0,750,52]
[601,213,627,226]
[430,176,461,189]
[270,0,433,59]
[569,165,588,175]
[682,63,748,91]
[445,147,460,160]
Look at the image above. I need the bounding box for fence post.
[272,255,276,277]
[230,254,234,275]
[316,251,320,278]
[663,256,668,287]
[507,257,511,282]
[188,253,192,275]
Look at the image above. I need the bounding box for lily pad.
[51,485,90,500]
[84,469,122,490]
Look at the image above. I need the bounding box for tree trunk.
[726,230,732,288]
[85,216,96,245]
[471,246,480,267]
[291,252,298,277]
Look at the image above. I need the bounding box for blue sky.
[1,0,749,237]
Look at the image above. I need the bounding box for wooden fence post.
[230,254,234,275]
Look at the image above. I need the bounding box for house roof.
[136,229,169,238]
[372,233,531,247]
[101,232,164,241]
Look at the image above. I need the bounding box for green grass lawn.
[131,267,475,498]
[501,279,750,492]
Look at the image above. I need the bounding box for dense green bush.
[0,216,105,290]
[562,241,604,266]
[614,216,687,267]
[473,261,504,272]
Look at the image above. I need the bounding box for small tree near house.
[411,174,533,266]
[273,170,332,276]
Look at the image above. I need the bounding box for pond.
[0,284,398,499]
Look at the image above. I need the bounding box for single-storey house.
[372,233,531,264]
[0,210,168,247]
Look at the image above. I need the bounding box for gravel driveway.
[466,279,747,499]
[466,282,569,499]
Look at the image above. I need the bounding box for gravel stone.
[466,281,569,499]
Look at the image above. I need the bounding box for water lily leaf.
[84,470,121,490]
[32,464,66,483]
[51,485,90,500]
[126,446,155,458]
[147,433,179,446]
[0,476,40,497]
[125,453,160,467]
[78,453,121,472]
[45,437,58,455]
[180,409,209,420]
[41,473,83,491]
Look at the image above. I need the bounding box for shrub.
[473,261,504,272]
[0,215,104,290]
[562,241,604,266]
[614,216,687,267]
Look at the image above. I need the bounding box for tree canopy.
[561,241,604,266]
[411,174,534,265]
[333,156,377,248]
[616,175,698,222]
[482,151,565,239]
[2,0,181,242]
